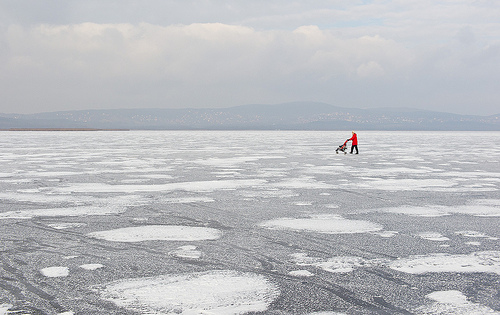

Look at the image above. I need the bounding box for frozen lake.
[0,130,499,314]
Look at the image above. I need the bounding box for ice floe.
[260,214,383,234]
[415,290,500,315]
[87,225,223,242]
[40,266,69,278]
[389,251,500,274]
[97,270,279,314]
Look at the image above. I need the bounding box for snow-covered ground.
[0,130,499,314]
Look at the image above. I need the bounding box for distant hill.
[1,102,499,130]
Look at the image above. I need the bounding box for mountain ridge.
[1,102,499,130]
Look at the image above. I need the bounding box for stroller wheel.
[344,152,347,154]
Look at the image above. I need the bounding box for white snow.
[47,222,87,229]
[40,266,69,277]
[289,270,314,277]
[375,203,500,217]
[291,253,387,274]
[98,270,279,314]
[0,195,147,219]
[415,290,500,315]
[80,264,104,270]
[169,245,203,259]
[55,179,267,193]
[455,230,498,240]
[418,232,450,242]
[390,251,500,274]
[260,214,383,234]
[87,225,223,242]
[343,178,456,191]
[0,304,13,315]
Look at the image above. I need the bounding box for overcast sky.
[1,1,499,115]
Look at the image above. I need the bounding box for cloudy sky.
[1,1,499,115]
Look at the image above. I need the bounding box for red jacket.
[348,133,358,145]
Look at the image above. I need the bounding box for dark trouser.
[351,145,358,154]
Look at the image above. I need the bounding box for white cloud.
[0,1,499,114]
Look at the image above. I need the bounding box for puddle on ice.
[260,214,383,234]
[389,251,500,274]
[87,225,223,242]
[415,290,500,315]
[97,270,279,314]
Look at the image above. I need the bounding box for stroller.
[336,140,349,154]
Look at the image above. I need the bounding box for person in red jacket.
[347,131,358,154]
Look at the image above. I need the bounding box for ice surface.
[260,214,383,234]
[87,225,223,242]
[97,270,279,314]
[0,130,499,314]
[40,266,69,278]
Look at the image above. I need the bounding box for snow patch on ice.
[47,222,87,229]
[291,253,387,274]
[163,197,215,204]
[390,251,500,274]
[98,270,279,314]
[55,179,266,193]
[260,214,383,234]
[372,230,399,238]
[169,245,202,259]
[415,290,500,315]
[80,264,104,270]
[0,304,13,315]
[87,225,222,242]
[455,230,498,240]
[40,266,69,278]
[376,203,500,217]
[344,178,456,191]
[289,270,314,277]
[272,176,333,190]
[418,232,450,242]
